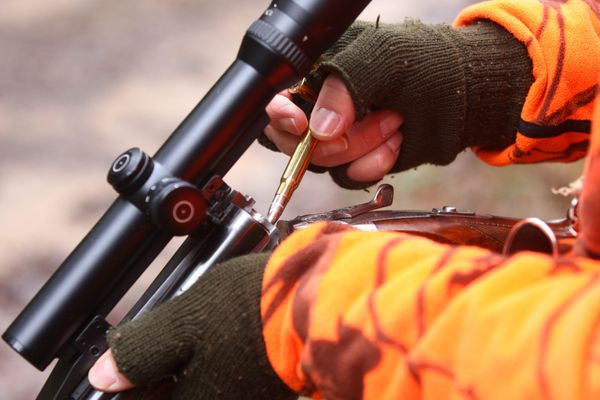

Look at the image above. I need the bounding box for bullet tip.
[267,195,287,224]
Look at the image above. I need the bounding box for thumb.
[89,350,135,392]
[310,74,356,140]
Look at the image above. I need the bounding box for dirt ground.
[0,0,583,398]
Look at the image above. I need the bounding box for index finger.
[265,91,308,135]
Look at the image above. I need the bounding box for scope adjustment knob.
[107,148,153,195]
[146,177,207,235]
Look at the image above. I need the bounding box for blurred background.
[0,0,583,398]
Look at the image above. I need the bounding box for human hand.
[265,74,404,183]
[87,253,294,400]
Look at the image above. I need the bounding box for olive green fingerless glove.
[322,19,532,189]
[107,253,295,400]
[259,19,533,189]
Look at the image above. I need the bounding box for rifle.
[1,1,578,399]
[2,1,372,398]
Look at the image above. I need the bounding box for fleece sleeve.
[455,0,600,166]
[261,222,600,399]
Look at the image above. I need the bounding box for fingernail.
[386,133,403,153]
[317,136,349,157]
[280,118,300,134]
[380,113,403,138]
[89,355,118,390]
[311,107,342,137]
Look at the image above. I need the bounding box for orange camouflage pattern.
[455,0,600,165]
[262,222,600,399]
[261,1,600,399]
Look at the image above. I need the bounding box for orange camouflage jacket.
[261,1,600,399]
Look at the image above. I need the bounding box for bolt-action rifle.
[2,1,577,399]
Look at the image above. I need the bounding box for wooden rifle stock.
[370,210,574,254]
[281,185,577,256]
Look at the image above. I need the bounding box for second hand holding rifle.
[267,78,320,223]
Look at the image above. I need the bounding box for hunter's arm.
[261,17,534,188]
[261,222,600,399]
[262,0,600,189]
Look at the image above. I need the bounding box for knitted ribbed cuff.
[108,252,295,400]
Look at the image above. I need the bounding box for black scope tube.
[155,0,373,179]
[3,0,371,371]
[3,201,170,370]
